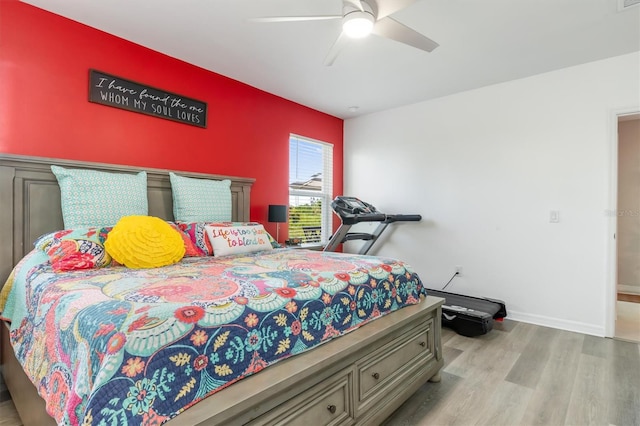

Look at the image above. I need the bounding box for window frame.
[288,134,333,245]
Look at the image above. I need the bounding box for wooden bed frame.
[0,154,443,425]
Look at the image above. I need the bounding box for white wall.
[343,52,640,336]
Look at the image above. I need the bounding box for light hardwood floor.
[384,320,640,426]
[1,320,639,426]
[616,300,640,342]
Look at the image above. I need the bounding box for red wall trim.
[0,0,344,240]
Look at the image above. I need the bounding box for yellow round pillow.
[105,215,185,269]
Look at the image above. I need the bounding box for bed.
[0,154,443,426]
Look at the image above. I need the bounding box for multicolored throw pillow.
[167,222,206,257]
[176,222,213,255]
[35,227,114,272]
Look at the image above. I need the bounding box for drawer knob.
[372,372,380,380]
[419,341,426,347]
[327,404,337,414]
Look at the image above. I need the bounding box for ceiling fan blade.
[250,15,341,23]
[324,32,350,66]
[368,0,418,20]
[344,0,364,12]
[372,17,439,52]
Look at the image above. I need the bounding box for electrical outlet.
[455,265,463,275]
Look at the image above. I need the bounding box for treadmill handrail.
[341,213,387,225]
[384,214,422,223]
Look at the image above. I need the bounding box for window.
[289,135,333,245]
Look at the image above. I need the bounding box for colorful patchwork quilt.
[1,248,426,425]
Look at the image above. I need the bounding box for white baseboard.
[617,284,640,295]
[507,310,605,337]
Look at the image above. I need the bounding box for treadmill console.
[331,196,385,225]
[332,196,376,215]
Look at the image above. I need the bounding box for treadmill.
[324,196,507,337]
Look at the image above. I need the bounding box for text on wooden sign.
[89,70,207,128]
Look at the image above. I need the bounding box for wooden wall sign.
[89,69,207,128]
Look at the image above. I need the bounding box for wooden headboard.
[0,154,255,284]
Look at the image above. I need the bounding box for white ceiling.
[21,0,640,119]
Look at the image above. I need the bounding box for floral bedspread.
[1,248,426,426]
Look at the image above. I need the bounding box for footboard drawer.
[356,317,435,415]
[247,367,354,426]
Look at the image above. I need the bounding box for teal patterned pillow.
[169,172,232,222]
[51,165,148,228]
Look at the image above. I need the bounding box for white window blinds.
[289,135,333,244]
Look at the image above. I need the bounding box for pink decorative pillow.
[177,222,213,255]
[168,222,206,257]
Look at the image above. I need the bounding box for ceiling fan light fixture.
[342,10,374,38]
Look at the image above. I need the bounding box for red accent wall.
[0,0,343,240]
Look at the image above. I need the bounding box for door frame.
[606,107,640,337]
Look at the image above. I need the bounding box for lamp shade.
[268,205,287,223]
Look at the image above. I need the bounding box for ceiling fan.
[251,0,439,66]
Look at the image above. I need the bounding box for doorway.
[615,112,640,342]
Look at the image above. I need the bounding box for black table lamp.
[268,204,287,243]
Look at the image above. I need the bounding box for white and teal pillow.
[169,172,232,222]
[51,165,148,228]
